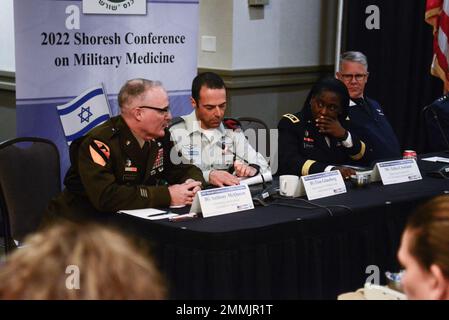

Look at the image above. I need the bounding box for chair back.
[0,137,61,252]
[237,117,270,159]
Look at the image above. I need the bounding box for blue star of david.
[78,106,93,124]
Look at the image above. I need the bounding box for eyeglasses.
[138,105,170,114]
[314,99,340,113]
[340,73,368,82]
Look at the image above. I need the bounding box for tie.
[142,141,149,152]
[140,141,150,176]
[354,98,372,116]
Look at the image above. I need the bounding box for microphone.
[435,93,449,103]
[215,139,247,174]
[215,132,273,206]
[423,93,449,112]
[216,139,265,187]
[252,180,277,206]
[218,140,249,164]
[423,93,449,151]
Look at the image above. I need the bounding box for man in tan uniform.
[46,79,204,221]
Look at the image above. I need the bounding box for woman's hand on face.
[315,116,346,139]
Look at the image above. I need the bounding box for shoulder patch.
[223,118,242,130]
[89,140,110,167]
[282,113,300,123]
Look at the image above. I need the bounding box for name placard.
[301,170,347,200]
[371,159,422,185]
[190,184,254,218]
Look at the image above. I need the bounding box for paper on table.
[239,171,273,186]
[118,208,177,220]
[422,156,449,164]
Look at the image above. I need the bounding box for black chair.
[237,117,271,160]
[0,137,61,254]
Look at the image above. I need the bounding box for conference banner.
[14,0,199,175]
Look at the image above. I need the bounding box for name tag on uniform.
[123,173,138,182]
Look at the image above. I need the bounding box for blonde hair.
[406,195,449,278]
[0,221,166,300]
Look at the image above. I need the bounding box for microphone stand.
[218,140,269,199]
[423,101,449,153]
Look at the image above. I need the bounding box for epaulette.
[223,118,242,130]
[169,116,185,128]
[282,113,300,124]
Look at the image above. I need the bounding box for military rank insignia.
[283,113,300,123]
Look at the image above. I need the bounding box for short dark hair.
[305,77,350,118]
[191,72,225,104]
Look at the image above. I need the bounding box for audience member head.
[336,51,369,99]
[0,221,167,299]
[191,72,227,130]
[398,195,449,300]
[305,77,350,123]
[118,78,171,140]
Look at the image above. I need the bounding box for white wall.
[198,0,337,70]
[3,0,337,72]
[0,0,15,72]
[198,0,234,70]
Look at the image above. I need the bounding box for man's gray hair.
[118,78,164,109]
[340,51,368,70]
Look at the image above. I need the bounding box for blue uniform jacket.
[277,108,368,177]
[348,97,401,165]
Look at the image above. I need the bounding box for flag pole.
[335,0,345,74]
[100,82,113,116]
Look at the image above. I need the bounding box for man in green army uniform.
[46,79,205,221]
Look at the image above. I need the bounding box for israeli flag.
[57,85,111,145]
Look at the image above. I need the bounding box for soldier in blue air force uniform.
[278,77,368,179]
[336,51,401,164]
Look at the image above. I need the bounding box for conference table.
[110,154,449,299]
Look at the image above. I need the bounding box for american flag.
[426,0,449,91]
